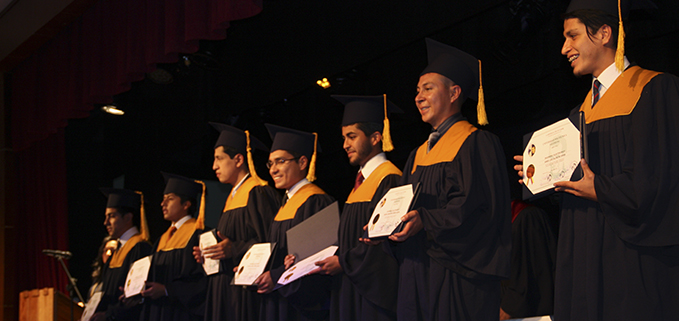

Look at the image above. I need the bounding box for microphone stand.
[54,255,85,321]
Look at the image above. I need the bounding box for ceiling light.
[316,78,331,89]
[102,105,125,115]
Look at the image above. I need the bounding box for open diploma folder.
[124,255,152,298]
[277,202,340,285]
[366,183,420,239]
[522,112,587,200]
[199,230,220,275]
[233,242,276,286]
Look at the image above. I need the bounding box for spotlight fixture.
[102,105,125,115]
[316,78,331,89]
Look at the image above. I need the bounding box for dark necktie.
[428,130,441,152]
[281,194,289,207]
[167,226,177,239]
[592,79,602,107]
[354,171,364,190]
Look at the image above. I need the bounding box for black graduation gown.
[260,183,335,321]
[397,119,511,321]
[205,178,279,321]
[140,218,207,321]
[555,67,679,321]
[500,205,557,318]
[332,162,401,321]
[97,233,153,320]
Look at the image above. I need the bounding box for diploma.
[124,255,152,298]
[199,230,220,276]
[233,242,276,286]
[80,291,102,321]
[367,183,419,238]
[276,245,338,286]
[522,112,586,200]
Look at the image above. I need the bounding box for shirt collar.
[172,215,192,230]
[594,56,630,90]
[231,173,250,197]
[286,178,310,199]
[359,152,387,179]
[118,226,139,247]
[433,113,464,136]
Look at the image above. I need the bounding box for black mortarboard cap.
[265,124,319,182]
[162,172,203,198]
[100,188,141,209]
[420,38,479,101]
[333,95,403,127]
[265,124,317,160]
[565,0,655,18]
[210,122,268,154]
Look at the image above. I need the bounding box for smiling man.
[255,124,335,321]
[513,0,679,319]
[391,38,511,321]
[139,173,207,321]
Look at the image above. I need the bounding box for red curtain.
[10,0,262,294]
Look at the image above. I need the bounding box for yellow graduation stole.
[274,184,326,221]
[223,176,259,212]
[580,66,660,124]
[109,234,146,268]
[156,218,197,252]
[411,120,477,174]
[346,162,402,204]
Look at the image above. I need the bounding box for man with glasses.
[255,124,335,321]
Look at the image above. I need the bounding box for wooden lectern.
[19,288,83,321]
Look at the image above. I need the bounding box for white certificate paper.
[200,230,220,276]
[124,255,151,298]
[523,117,582,196]
[233,242,275,286]
[277,245,338,286]
[80,291,102,321]
[367,184,416,238]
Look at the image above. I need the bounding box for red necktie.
[167,226,177,239]
[354,171,364,190]
[592,79,601,107]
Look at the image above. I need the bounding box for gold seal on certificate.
[367,184,419,238]
[522,112,586,200]
[233,243,276,286]
[124,255,152,298]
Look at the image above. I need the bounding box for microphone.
[43,249,72,259]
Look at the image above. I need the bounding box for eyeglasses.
[266,157,299,169]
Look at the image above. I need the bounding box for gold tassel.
[307,133,318,182]
[194,180,206,230]
[245,130,268,186]
[136,191,150,241]
[477,60,489,126]
[615,0,626,73]
[381,94,394,152]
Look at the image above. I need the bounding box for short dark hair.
[176,194,197,216]
[286,150,308,175]
[354,122,383,150]
[217,145,242,159]
[114,206,140,227]
[562,9,619,47]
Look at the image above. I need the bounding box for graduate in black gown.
[391,39,511,321]
[313,95,402,321]
[139,173,207,321]
[193,123,279,321]
[93,188,153,321]
[255,124,335,321]
[514,1,679,319]
[500,200,557,320]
